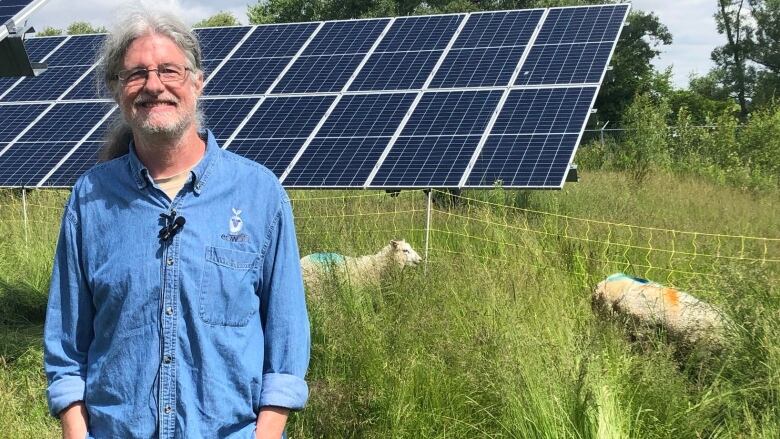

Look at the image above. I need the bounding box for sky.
[23,0,722,88]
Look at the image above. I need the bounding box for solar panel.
[0,4,630,189]
[0,102,112,186]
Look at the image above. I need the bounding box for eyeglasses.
[116,63,191,86]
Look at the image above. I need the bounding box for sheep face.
[390,239,422,267]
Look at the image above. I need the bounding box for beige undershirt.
[154,168,193,200]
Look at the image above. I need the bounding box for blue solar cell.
[0,141,78,186]
[195,26,252,60]
[18,102,110,141]
[349,50,441,91]
[2,66,90,101]
[0,103,48,142]
[204,57,289,96]
[285,137,390,186]
[200,98,260,140]
[466,133,578,186]
[515,42,612,85]
[43,140,102,187]
[0,76,21,98]
[45,34,104,67]
[227,138,304,177]
[536,5,628,45]
[402,90,502,136]
[303,19,389,56]
[273,54,364,93]
[202,59,221,79]
[454,10,543,49]
[25,36,66,62]
[0,0,27,24]
[377,15,463,52]
[430,46,525,88]
[318,93,415,137]
[234,23,319,59]
[62,69,104,100]
[492,87,596,134]
[236,95,334,139]
[371,135,482,187]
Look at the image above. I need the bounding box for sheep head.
[390,239,422,267]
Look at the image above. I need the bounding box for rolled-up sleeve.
[258,192,310,410]
[43,196,94,417]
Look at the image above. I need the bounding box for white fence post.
[21,188,29,246]
[424,189,432,273]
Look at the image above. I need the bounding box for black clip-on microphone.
[159,212,186,241]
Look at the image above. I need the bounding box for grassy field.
[0,170,778,438]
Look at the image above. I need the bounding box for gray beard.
[130,112,192,139]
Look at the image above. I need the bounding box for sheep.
[300,240,422,292]
[592,273,731,350]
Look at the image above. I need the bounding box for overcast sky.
[25,0,721,88]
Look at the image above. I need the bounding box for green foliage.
[594,10,672,126]
[738,103,780,183]
[35,27,62,37]
[610,93,670,183]
[65,21,107,35]
[668,86,734,125]
[193,11,241,28]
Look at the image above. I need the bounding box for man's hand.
[60,401,88,439]
[255,406,289,439]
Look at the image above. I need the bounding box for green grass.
[0,170,778,438]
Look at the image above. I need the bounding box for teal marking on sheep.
[307,253,346,265]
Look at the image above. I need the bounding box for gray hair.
[98,7,205,161]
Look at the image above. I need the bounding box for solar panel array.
[0,4,629,189]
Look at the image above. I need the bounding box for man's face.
[118,33,203,138]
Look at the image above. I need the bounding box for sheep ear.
[232,208,238,215]
[390,239,399,248]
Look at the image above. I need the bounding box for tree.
[593,10,672,126]
[193,11,240,28]
[66,21,107,35]
[36,27,63,36]
[747,0,780,73]
[746,0,780,107]
[712,0,754,120]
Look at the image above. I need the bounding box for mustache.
[134,95,179,105]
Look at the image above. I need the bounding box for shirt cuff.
[47,375,86,417]
[260,373,309,410]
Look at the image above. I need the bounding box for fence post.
[600,121,609,148]
[424,189,432,273]
[21,188,29,246]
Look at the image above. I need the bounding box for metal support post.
[21,188,29,246]
[424,189,432,273]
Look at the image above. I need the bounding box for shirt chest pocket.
[199,246,262,327]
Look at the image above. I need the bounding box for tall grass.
[0,171,778,438]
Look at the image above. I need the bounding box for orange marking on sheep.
[663,288,680,307]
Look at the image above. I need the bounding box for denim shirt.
[44,130,310,438]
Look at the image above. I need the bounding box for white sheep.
[300,240,422,292]
[592,273,731,349]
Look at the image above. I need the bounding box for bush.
[610,93,671,183]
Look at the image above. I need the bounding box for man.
[43,8,309,439]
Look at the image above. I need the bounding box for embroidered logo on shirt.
[221,208,249,242]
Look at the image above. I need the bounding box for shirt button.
[164,405,172,414]
[166,258,174,266]
[163,355,172,364]
[165,307,174,316]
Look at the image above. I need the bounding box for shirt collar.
[127,129,221,194]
